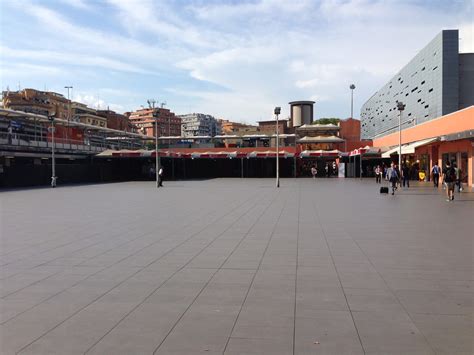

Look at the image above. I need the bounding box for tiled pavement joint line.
[85,190,274,355]
[71,196,234,268]
[12,191,264,354]
[342,228,438,354]
[312,198,367,355]
[0,210,146,262]
[149,190,281,355]
[1,187,210,270]
[1,192,254,326]
[222,191,289,354]
[292,182,301,355]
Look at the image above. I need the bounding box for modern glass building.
[361,30,474,140]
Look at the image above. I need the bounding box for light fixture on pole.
[396,101,406,169]
[48,115,57,188]
[350,84,356,119]
[274,106,281,188]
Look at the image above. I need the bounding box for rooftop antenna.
[161,101,166,108]
[147,99,157,109]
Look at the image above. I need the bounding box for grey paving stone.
[0,179,472,354]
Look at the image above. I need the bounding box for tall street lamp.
[65,86,73,145]
[350,84,356,119]
[48,115,57,188]
[274,106,281,188]
[153,108,161,188]
[396,101,406,169]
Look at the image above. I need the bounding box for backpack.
[445,167,455,182]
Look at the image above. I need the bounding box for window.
[417,98,422,102]
[424,104,429,109]
[428,88,433,93]
[433,66,438,70]
[421,66,425,71]
[421,80,425,85]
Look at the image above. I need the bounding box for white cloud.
[73,93,124,112]
[1,0,471,121]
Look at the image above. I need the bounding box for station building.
[361,29,474,187]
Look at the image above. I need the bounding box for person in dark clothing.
[442,161,456,201]
[402,164,410,188]
[431,163,440,187]
[158,167,164,187]
[387,163,399,195]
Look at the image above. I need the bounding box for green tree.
[313,118,340,125]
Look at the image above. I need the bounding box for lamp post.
[274,106,281,188]
[153,109,160,188]
[350,84,356,119]
[48,115,57,187]
[65,86,73,145]
[396,101,406,169]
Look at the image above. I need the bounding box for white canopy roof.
[213,135,241,139]
[382,137,438,158]
[242,134,269,138]
[297,135,345,143]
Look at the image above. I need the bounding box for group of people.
[432,161,463,201]
[376,161,463,200]
[310,162,338,179]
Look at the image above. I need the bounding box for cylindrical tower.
[289,101,315,127]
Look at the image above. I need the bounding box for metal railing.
[0,131,142,153]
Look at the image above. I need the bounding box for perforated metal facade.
[361,30,460,140]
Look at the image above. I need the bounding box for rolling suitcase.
[380,186,389,194]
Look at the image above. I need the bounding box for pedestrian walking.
[442,161,456,201]
[431,163,440,187]
[311,166,317,179]
[402,164,410,188]
[158,166,164,187]
[454,163,463,192]
[387,162,399,195]
[375,165,382,184]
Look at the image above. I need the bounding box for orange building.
[128,107,181,137]
[97,110,135,132]
[257,119,288,134]
[3,88,69,119]
[339,118,372,151]
[219,119,257,135]
[373,106,474,187]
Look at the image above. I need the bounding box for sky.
[0,0,472,123]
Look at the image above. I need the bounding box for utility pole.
[274,107,281,188]
[65,86,73,145]
[48,115,57,187]
[397,101,406,169]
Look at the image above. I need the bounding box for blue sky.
[0,0,472,123]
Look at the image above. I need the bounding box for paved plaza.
[1,179,473,354]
